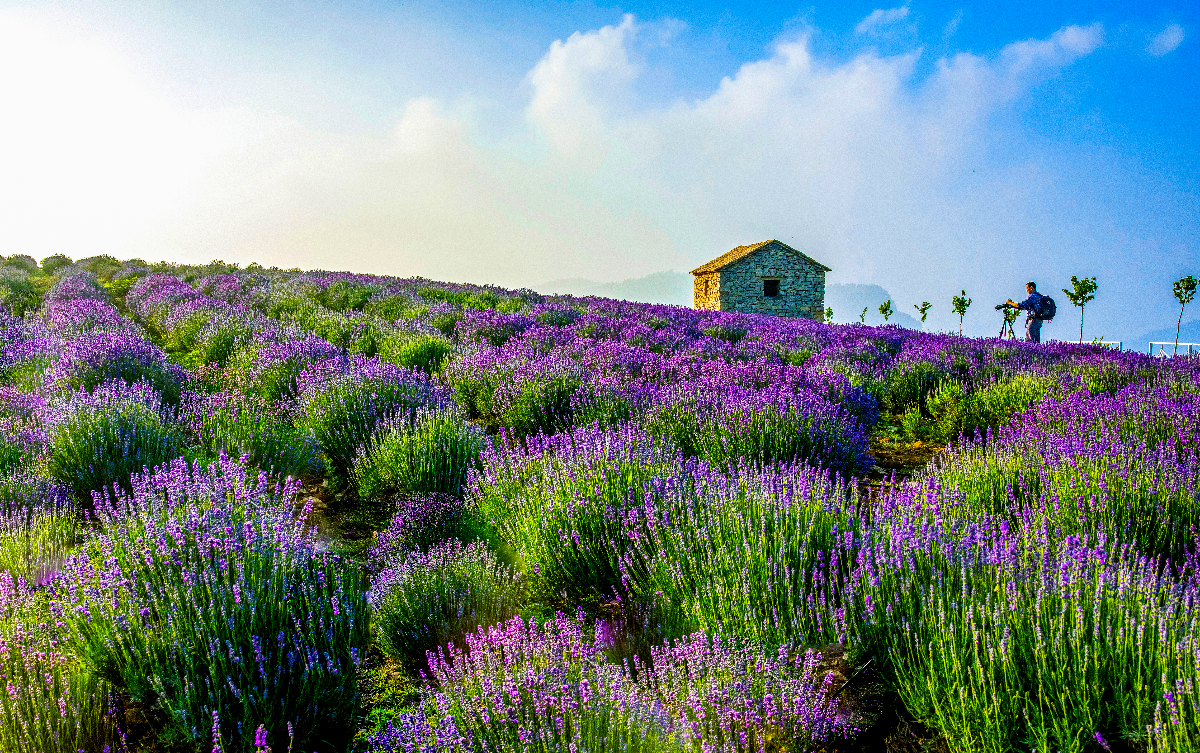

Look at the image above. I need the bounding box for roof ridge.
[690,240,831,274]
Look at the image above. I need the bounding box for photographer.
[1005,282,1046,343]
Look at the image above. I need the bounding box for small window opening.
[763,279,780,297]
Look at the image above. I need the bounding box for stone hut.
[691,240,830,319]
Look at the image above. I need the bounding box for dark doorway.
[763,279,780,297]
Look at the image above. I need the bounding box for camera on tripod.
[996,303,1018,339]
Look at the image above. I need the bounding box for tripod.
[998,306,1018,339]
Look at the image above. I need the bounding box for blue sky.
[0,0,1196,341]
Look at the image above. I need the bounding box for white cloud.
[526,15,638,171]
[943,10,963,40]
[856,6,911,36]
[1147,23,1185,57]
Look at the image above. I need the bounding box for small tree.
[1062,275,1098,344]
[824,306,833,323]
[878,300,893,322]
[914,301,931,323]
[1173,275,1197,355]
[859,307,868,324]
[952,290,972,335]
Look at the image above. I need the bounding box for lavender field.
[0,253,1197,753]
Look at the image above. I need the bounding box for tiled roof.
[689,240,832,274]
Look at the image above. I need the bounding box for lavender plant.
[46,380,184,500]
[191,392,321,481]
[0,576,118,753]
[647,386,872,476]
[371,540,524,670]
[470,423,683,605]
[296,357,452,481]
[353,410,484,499]
[54,456,369,753]
[367,493,482,563]
[369,613,852,753]
[620,462,854,647]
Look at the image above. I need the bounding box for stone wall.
[693,271,721,310]
[718,246,825,319]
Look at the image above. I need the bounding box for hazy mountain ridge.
[535,273,924,329]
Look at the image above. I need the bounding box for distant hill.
[534,271,693,306]
[533,273,922,329]
[824,283,922,329]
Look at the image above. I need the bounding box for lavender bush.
[353,410,484,499]
[46,380,184,500]
[296,357,452,481]
[369,613,853,753]
[371,540,524,670]
[0,576,118,753]
[54,456,368,752]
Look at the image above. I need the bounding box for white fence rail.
[1149,342,1200,357]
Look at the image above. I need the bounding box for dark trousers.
[1026,317,1042,343]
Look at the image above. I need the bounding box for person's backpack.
[1037,295,1056,321]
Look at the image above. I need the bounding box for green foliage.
[164,310,211,354]
[537,308,580,328]
[430,312,463,337]
[1,256,37,273]
[494,297,525,314]
[623,469,850,647]
[0,593,116,753]
[1062,275,1098,342]
[75,255,122,281]
[883,361,947,416]
[366,294,414,321]
[372,541,524,670]
[353,412,484,499]
[446,365,584,439]
[0,275,42,317]
[190,322,249,367]
[859,307,868,324]
[267,293,317,320]
[924,374,1055,443]
[823,306,833,323]
[701,321,748,344]
[1172,275,1196,354]
[198,397,320,480]
[298,373,440,480]
[472,429,679,606]
[378,332,454,373]
[0,478,81,584]
[780,348,814,367]
[952,290,972,334]
[0,357,50,393]
[39,254,73,275]
[647,395,867,476]
[47,402,184,500]
[933,438,1200,562]
[314,280,374,311]
[914,301,932,323]
[878,299,893,322]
